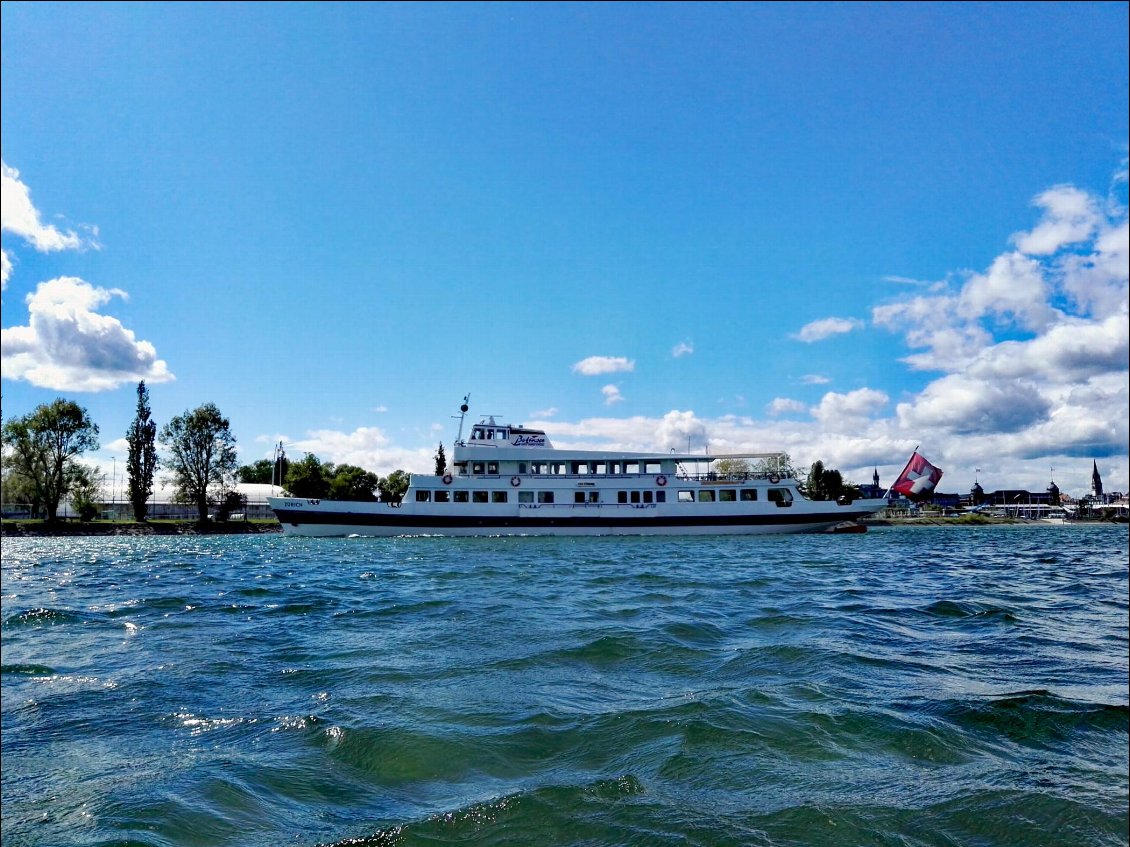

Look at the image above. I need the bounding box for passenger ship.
[268,401,888,537]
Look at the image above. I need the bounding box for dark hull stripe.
[271,509,876,529]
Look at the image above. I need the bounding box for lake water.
[2,525,1127,847]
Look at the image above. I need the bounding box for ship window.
[518,463,527,474]
[574,492,586,504]
[519,491,534,503]
[656,491,666,503]
[538,491,554,504]
[415,490,431,502]
[698,490,716,502]
[487,462,499,474]
[472,462,485,474]
[572,462,586,474]
[454,491,469,503]
[532,462,547,475]
[595,462,607,474]
[618,491,628,504]
[610,462,622,474]
[473,491,488,503]
[492,491,508,503]
[768,488,793,507]
[678,490,694,502]
[434,490,450,503]
[643,491,653,503]
[552,462,567,475]
[719,489,736,502]
[588,491,599,503]
[625,462,639,473]
[630,490,641,503]
[740,489,757,501]
[645,462,661,474]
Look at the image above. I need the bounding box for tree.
[284,453,331,498]
[328,464,380,501]
[751,452,798,480]
[713,458,750,477]
[1,399,100,522]
[805,460,848,501]
[68,463,105,522]
[238,459,275,484]
[159,403,238,522]
[379,469,411,503]
[434,443,447,476]
[126,381,159,521]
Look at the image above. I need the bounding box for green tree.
[159,403,238,522]
[434,443,447,476]
[284,453,331,498]
[238,459,275,484]
[1,399,100,522]
[805,460,848,501]
[68,463,105,522]
[1,465,41,517]
[328,464,380,501]
[713,457,750,477]
[751,452,798,480]
[126,381,159,521]
[379,469,411,503]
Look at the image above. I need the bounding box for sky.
[2,1,1128,501]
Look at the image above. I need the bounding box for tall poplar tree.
[126,381,159,521]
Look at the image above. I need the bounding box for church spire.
[1091,460,1103,498]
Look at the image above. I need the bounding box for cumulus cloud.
[1011,185,1101,255]
[1,161,95,290]
[792,317,864,343]
[654,410,709,452]
[811,388,889,430]
[1,276,174,391]
[572,355,635,375]
[800,374,831,385]
[768,397,808,416]
[896,374,1050,435]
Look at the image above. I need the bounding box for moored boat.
[268,400,889,537]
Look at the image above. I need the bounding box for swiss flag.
[891,451,944,501]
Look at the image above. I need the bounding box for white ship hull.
[268,493,887,537]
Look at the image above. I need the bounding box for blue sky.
[2,1,1128,499]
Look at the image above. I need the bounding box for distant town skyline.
[2,3,1127,496]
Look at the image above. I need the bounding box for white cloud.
[896,374,1050,435]
[531,406,558,418]
[1,276,174,391]
[768,397,808,416]
[671,341,694,357]
[800,374,831,385]
[811,388,889,430]
[572,355,635,375]
[792,317,864,343]
[1011,185,1101,255]
[1,161,95,291]
[601,384,624,405]
[957,251,1060,330]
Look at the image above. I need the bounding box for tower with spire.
[1091,460,1103,499]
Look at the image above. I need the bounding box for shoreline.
[1,520,283,538]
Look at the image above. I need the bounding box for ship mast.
[454,394,471,444]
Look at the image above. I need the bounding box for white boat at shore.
[268,401,888,537]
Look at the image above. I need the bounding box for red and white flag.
[891,451,944,501]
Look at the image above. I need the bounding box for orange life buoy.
[442,473,453,485]
[510,476,521,487]
[656,475,667,486]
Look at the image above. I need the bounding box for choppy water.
[2,525,1127,847]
